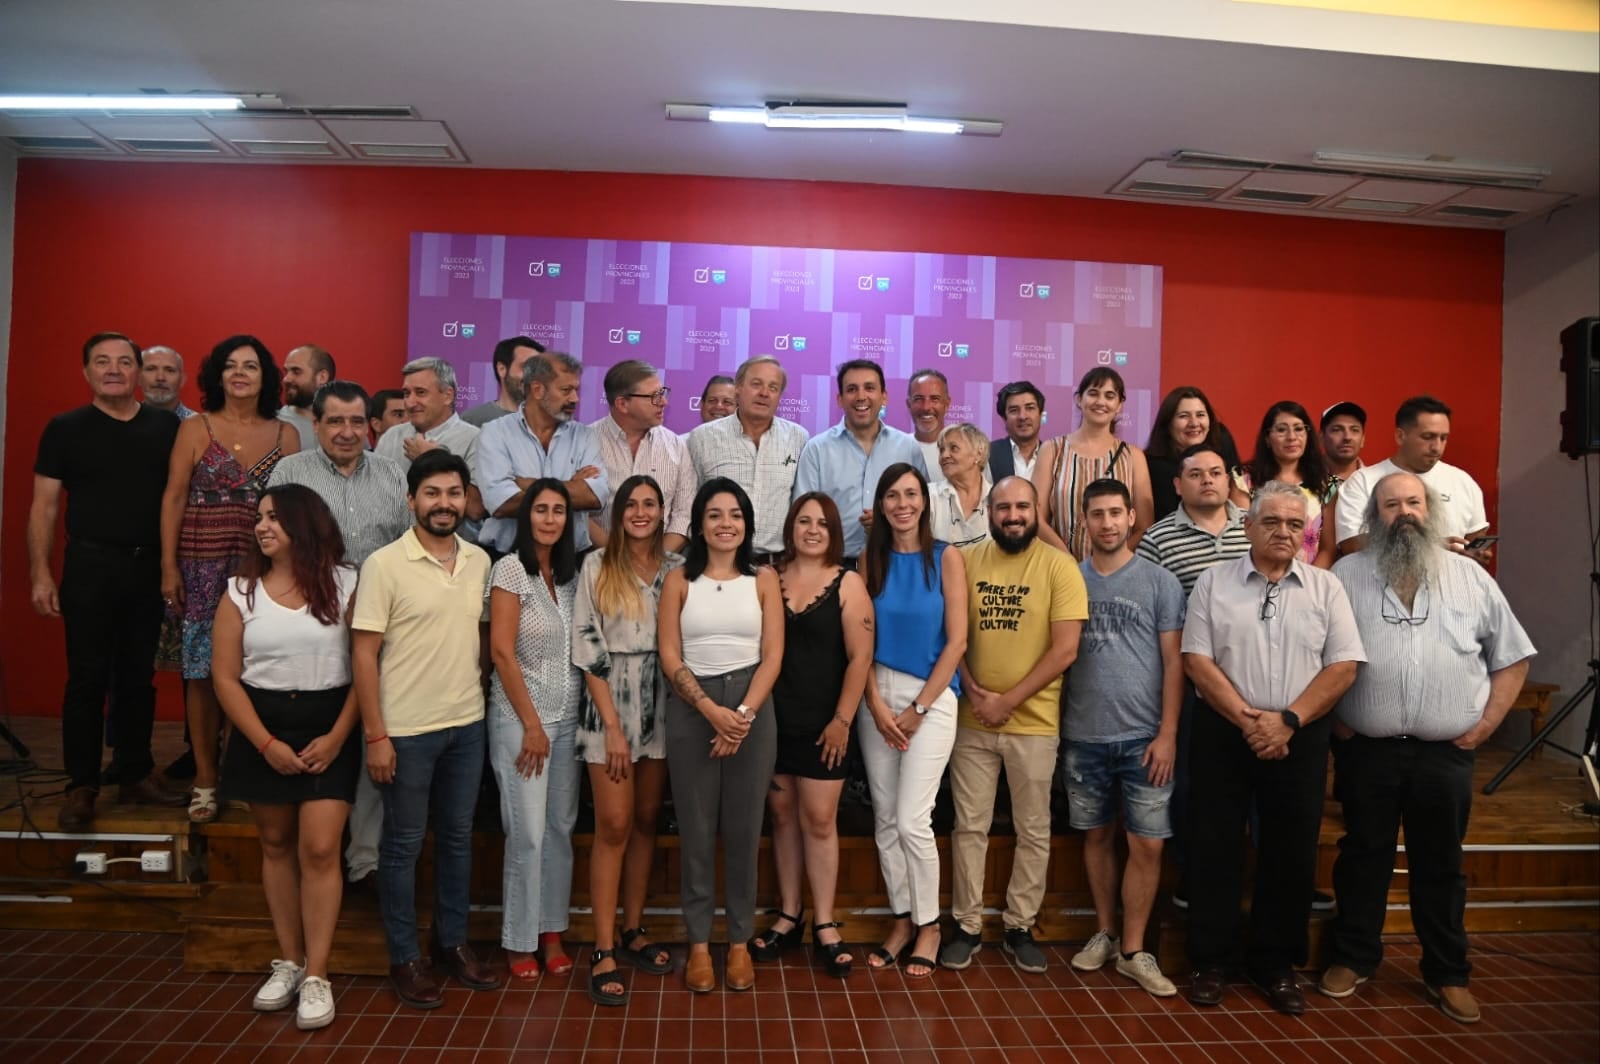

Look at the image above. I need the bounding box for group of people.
[30,330,1533,1034]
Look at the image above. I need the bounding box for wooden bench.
[1510,681,1560,758]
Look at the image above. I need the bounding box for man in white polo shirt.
[1334,396,1488,558]
[352,450,499,1010]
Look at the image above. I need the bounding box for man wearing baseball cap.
[1320,402,1367,486]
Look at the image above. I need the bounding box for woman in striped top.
[1033,367,1154,560]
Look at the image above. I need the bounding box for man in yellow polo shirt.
[352,450,500,1009]
[941,476,1087,974]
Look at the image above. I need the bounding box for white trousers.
[855,664,958,927]
[345,770,382,881]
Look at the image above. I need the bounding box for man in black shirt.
[30,332,186,830]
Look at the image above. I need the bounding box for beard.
[1369,513,1442,589]
[991,520,1037,555]
[283,381,311,409]
[143,383,177,404]
[420,507,464,538]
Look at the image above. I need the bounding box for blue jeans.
[1063,738,1174,839]
[377,720,485,966]
[488,708,580,951]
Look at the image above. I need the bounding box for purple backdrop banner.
[408,233,1163,442]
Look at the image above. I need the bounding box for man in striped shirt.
[1319,472,1534,1025]
[1135,444,1249,596]
[1133,442,1250,911]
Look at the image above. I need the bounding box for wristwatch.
[914,702,930,716]
[1281,709,1302,732]
[736,703,752,721]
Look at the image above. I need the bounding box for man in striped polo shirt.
[1135,443,1249,596]
[1133,442,1250,909]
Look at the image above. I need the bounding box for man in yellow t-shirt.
[941,477,1087,975]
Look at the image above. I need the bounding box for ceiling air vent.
[351,142,455,159]
[232,139,338,157]
[1125,180,1218,199]
[1329,197,1423,215]
[303,105,417,119]
[1231,188,1324,206]
[1434,203,1521,221]
[119,137,222,153]
[8,134,108,151]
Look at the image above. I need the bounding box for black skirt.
[774,728,850,781]
[221,684,361,805]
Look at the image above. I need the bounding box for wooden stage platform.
[1,718,1595,976]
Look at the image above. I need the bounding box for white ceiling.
[0,0,1595,215]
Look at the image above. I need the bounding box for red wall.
[4,160,1504,719]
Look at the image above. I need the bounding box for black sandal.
[904,920,941,980]
[748,907,804,962]
[617,927,672,975]
[813,921,852,978]
[587,948,629,1007]
[867,911,911,971]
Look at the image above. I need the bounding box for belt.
[71,538,159,557]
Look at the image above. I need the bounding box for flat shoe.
[685,951,716,994]
[904,954,939,979]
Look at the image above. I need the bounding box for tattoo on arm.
[671,666,710,708]
[862,615,874,631]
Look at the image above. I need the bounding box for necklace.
[427,541,459,565]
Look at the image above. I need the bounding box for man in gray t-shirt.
[1061,479,1186,998]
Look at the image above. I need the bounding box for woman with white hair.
[928,423,992,548]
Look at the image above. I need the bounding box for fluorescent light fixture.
[0,94,247,112]
[1313,150,1549,188]
[676,102,999,137]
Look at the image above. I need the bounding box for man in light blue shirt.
[794,359,927,561]
[475,352,608,553]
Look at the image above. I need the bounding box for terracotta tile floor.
[1,928,1595,1062]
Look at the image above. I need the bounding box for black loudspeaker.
[1561,316,1600,459]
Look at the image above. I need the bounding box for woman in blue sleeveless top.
[856,463,969,980]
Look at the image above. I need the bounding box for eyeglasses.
[1271,423,1309,437]
[628,388,671,405]
[1260,580,1281,622]
[1380,585,1430,626]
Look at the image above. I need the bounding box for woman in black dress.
[211,484,360,1031]
[748,493,875,976]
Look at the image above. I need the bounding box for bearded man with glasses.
[589,360,697,555]
[1179,479,1367,1016]
[1318,472,1534,1025]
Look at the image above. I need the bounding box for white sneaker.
[1116,950,1178,997]
[253,958,305,1012]
[1070,930,1119,972]
[296,975,335,1030]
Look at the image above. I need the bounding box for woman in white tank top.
[210,484,360,1032]
[657,477,785,994]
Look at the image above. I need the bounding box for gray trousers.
[665,664,776,944]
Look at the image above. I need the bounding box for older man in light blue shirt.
[475,352,608,553]
[794,359,927,561]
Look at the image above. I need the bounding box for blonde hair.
[594,475,665,621]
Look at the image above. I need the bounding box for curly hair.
[199,334,282,417]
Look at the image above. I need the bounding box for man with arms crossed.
[269,381,412,892]
[353,450,499,1009]
[1182,480,1365,1015]
[1319,473,1534,1024]
[1063,479,1186,996]
[685,356,808,565]
[940,477,1086,974]
[475,351,607,556]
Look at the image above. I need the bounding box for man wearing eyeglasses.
[1180,480,1366,1016]
[475,352,609,556]
[1318,472,1533,1025]
[588,359,696,553]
